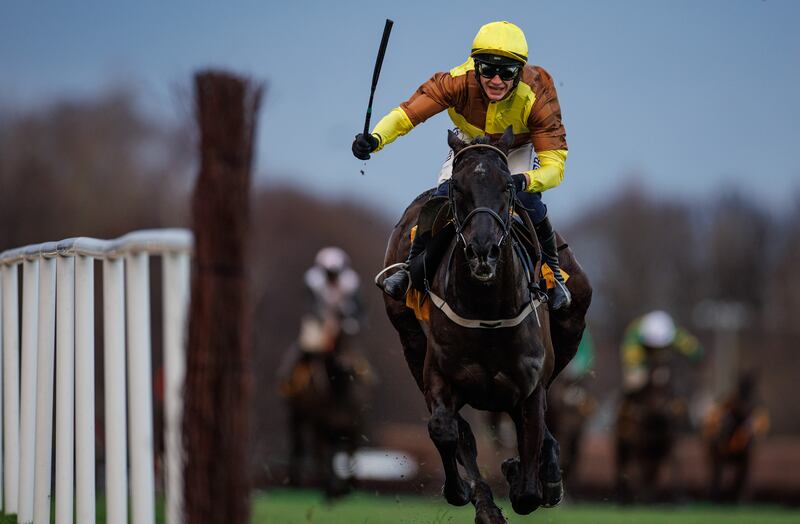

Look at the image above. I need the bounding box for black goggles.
[475,61,521,81]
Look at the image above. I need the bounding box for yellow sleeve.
[371,107,414,152]
[674,328,703,360]
[620,335,648,392]
[523,149,568,193]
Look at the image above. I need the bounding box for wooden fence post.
[184,70,263,524]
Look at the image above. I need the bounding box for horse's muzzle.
[464,242,500,281]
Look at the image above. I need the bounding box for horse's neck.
[444,243,528,316]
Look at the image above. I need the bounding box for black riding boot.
[383,231,430,300]
[534,216,572,310]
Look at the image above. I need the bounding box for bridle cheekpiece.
[449,143,514,248]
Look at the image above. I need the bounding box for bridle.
[449,143,515,249]
[376,141,544,330]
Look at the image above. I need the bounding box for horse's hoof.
[541,479,564,508]
[324,479,353,501]
[510,490,542,516]
[475,502,507,524]
[441,481,471,507]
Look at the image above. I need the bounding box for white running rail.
[0,229,192,524]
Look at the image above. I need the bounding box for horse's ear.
[497,126,514,153]
[448,129,467,154]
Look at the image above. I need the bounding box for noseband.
[449,144,515,248]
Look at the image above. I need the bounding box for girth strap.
[426,289,541,329]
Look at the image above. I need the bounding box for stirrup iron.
[374,262,412,296]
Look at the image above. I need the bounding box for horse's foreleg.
[287,408,304,486]
[539,425,563,507]
[426,369,471,507]
[454,414,506,524]
[709,450,723,502]
[311,423,333,495]
[505,383,546,515]
[732,453,750,502]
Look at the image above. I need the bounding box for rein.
[449,143,515,248]
[428,142,541,329]
[452,143,509,164]
[431,236,542,330]
[451,201,513,248]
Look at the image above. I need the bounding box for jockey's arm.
[303,273,322,317]
[370,72,462,151]
[620,323,648,393]
[371,107,414,151]
[674,328,703,360]
[520,67,568,193]
[520,149,568,193]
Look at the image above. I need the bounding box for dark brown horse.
[278,321,374,498]
[381,129,591,523]
[614,347,691,503]
[704,373,769,503]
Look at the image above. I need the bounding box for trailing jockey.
[353,20,572,310]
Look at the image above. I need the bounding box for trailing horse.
[277,316,374,498]
[380,128,591,523]
[703,373,769,503]
[614,346,690,503]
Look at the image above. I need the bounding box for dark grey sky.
[2,0,798,222]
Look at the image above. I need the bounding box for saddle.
[406,195,455,291]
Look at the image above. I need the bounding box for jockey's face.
[479,74,513,101]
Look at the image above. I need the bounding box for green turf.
[250,490,800,524]
[4,491,797,524]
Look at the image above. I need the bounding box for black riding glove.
[352,133,380,160]
[510,173,529,193]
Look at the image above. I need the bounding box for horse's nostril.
[489,244,500,260]
[465,244,477,260]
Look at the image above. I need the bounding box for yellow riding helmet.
[470,21,528,64]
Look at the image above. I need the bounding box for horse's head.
[447,126,516,282]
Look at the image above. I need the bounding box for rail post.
[103,256,128,524]
[18,259,39,524]
[32,256,56,524]
[75,254,95,524]
[54,256,75,524]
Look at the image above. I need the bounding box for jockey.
[304,246,362,339]
[279,247,367,396]
[352,21,572,310]
[620,310,703,394]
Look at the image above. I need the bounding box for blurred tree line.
[1,90,799,483]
